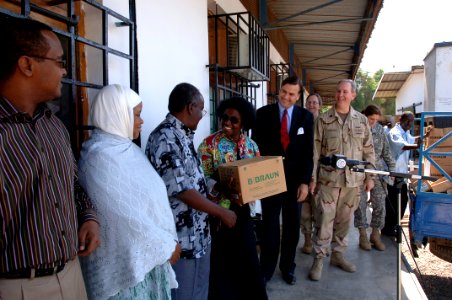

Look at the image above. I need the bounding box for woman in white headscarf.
[78,84,181,299]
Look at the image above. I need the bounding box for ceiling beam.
[303,47,352,64]
[264,17,374,31]
[303,67,350,72]
[381,80,408,83]
[304,63,358,67]
[312,72,349,83]
[292,41,355,47]
[267,0,343,26]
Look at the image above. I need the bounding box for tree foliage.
[352,68,395,115]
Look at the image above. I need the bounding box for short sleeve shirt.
[145,113,210,259]
[387,123,416,173]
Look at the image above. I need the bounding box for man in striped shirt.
[0,17,100,299]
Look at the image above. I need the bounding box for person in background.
[146,83,237,300]
[198,97,268,300]
[383,116,395,135]
[305,93,322,119]
[253,76,314,285]
[300,93,323,254]
[78,85,181,299]
[309,79,375,281]
[0,17,99,299]
[354,104,395,251]
[382,111,429,236]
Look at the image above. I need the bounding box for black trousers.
[260,188,300,280]
[382,180,408,236]
[209,203,268,300]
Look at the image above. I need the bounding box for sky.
[359,0,452,74]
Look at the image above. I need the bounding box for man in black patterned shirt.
[146,83,236,300]
[0,17,99,299]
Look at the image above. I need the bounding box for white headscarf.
[91,84,141,140]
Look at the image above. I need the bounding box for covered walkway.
[266,222,427,299]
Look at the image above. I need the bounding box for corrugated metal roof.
[373,66,423,99]
[265,0,383,104]
[373,72,410,99]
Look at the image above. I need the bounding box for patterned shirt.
[0,97,97,272]
[146,113,210,259]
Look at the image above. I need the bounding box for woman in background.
[300,93,322,254]
[354,104,395,251]
[198,97,268,300]
[78,84,181,299]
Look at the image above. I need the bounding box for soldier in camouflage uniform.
[308,79,376,281]
[354,105,395,251]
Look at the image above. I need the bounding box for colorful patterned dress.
[198,131,268,300]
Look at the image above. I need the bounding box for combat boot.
[309,257,323,281]
[301,233,313,254]
[358,228,371,251]
[370,228,386,251]
[330,252,356,273]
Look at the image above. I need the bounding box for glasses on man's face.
[28,55,67,69]
[202,109,208,117]
[221,114,240,125]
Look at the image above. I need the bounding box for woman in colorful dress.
[198,97,268,300]
[78,84,181,299]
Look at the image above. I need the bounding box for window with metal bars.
[268,63,290,105]
[207,11,269,132]
[207,65,260,131]
[0,0,138,157]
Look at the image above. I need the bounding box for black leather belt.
[0,263,65,279]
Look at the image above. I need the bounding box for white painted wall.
[424,50,436,112]
[135,0,210,148]
[396,71,425,114]
[434,46,452,111]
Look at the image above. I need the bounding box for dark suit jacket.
[252,103,314,191]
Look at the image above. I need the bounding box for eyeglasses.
[221,114,240,125]
[190,102,207,117]
[28,55,67,69]
[306,100,319,105]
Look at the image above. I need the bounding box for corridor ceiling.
[264,0,384,104]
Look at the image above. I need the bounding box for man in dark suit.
[252,76,314,285]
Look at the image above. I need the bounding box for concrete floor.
[265,226,427,300]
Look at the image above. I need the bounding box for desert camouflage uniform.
[312,106,375,257]
[301,193,315,235]
[354,123,396,230]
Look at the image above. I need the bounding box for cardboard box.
[423,159,452,177]
[430,155,452,166]
[425,128,452,148]
[218,156,286,205]
[430,177,452,193]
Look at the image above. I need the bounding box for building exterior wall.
[135,0,285,148]
[396,71,425,114]
[431,46,452,112]
[136,0,210,148]
[424,45,452,112]
[424,50,436,112]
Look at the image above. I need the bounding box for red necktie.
[281,109,289,151]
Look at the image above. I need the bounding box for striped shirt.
[0,97,97,272]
